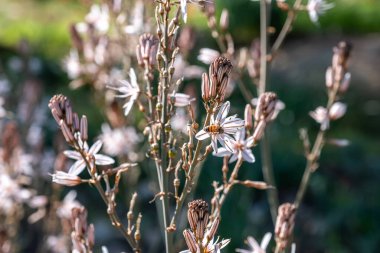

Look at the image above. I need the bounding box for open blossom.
[85,4,109,33]
[63,140,115,176]
[195,101,245,152]
[307,0,334,24]
[198,48,220,65]
[236,233,272,253]
[108,68,140,116]
[309,106,329,130]
[213,128,255,163]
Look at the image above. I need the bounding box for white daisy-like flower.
[180,236,230,253]
[108,68,140,116]
[213,128,255,163]
[63,140,115,176]
[307,0,334,24]
[236,233,272,253]
[195,101,245,153]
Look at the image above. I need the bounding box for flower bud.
[329,102,346,120]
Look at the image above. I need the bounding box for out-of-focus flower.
[171,108,190,134]
[307,0,334,24]
[173,55,204,80]
[100,124,142,161]
[169,92,195,107]
[236,232,272,253]
[198,48,220,65]
[275,203,296,252]
[63,50,81,79]
[85,4,110,33]
[195,101,245,152]
[124,0,146,34]
[0,174,33,213]
[57,191,82,219]
[309,106,329,130]
[213,128,255,163]
[329,102,346,120]
[108,68,140,116]
[63,140,115,176]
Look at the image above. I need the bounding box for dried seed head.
[255,92,278,122]
[187,199,209,240]
[275,203,296,252]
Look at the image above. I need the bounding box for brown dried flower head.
[187,199,209,240]
[202,56,232,104]
[275,203,296,252]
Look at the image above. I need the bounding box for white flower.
[85,4,110,33]
[124,0,145,34]
[309,106,329,130]
[236,233,272,253]
[169,92,195,107]
[52,171,82,186]
[198,48,220,65]
[57,191,82,219]
[195,101,245,153]
[64,140,115,176]
[181,0,188,23]
[307,0,334,24]
[64,49,81,79]
[180,237,230,253]
[108,68,140,116]
[213,128,255,163]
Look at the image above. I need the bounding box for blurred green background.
[0,0,379,252]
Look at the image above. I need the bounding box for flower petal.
[242,149,255,163]
[68,159,86,175]
[89,140,103,155]
[94,154,115,165]
[63,150,82,160]
[211,136,218,152]
[216,101,230,123]
[260,232,272,250]
[195,129,210,140]
[123,99,135,116]
[212,147,232,157]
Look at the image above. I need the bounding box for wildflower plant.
[45,0,353,252]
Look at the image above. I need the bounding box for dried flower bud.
[52,171,82,186]
[325,67,333,88]
[183,229,198,253]
[255,92,278,122]
[80,115,88,141]
[240,180,273,190]
[137,33,158,68]
[187,199,209,240]
[207,216,220,241]
[332,41,352,71]
[339,72,351,93]
[244,104,253,130]
[220,9,229,31]
[275,203,296,252]
[251,120,266,144]
[329,102,346,120]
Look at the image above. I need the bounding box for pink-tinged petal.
[68,160,86,175]
[235,128,246,141]
[242,149,255,163]
[220,135,235,153]
[235,250,251,253]
[89,140,103,155]
[195,130,210,140]
[212,147,232,157]
[63,150,82,160]
[245,136,255,147]
[216,101,230,123]
[211,136,218,152]
[94,154,115,165]
[229,154,238,163]
[247,236,263,253]
[260,232,272,250]
[129,68,138,89]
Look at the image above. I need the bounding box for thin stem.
[271,0,303,58]
[258,0,279,225]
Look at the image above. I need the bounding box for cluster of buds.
[201,56,233,107]
[48,94,88,146]
[70,207,95,252]
[325,41,352,93]
[275,203,296,252]
[250,92,283,144]
[136,33,158,74]
[183,199,228,253]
